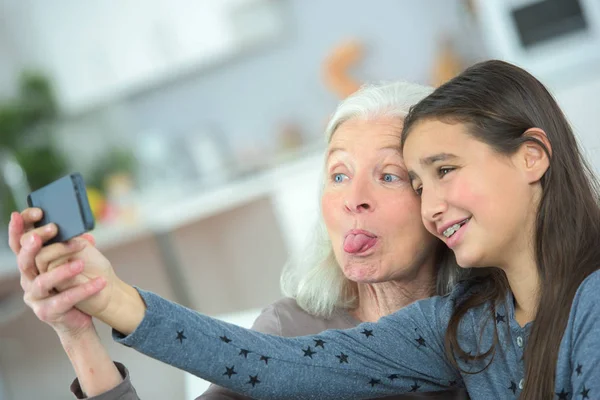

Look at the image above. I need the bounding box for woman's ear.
[517,128,551,183]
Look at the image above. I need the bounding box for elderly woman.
[11,82,468,400]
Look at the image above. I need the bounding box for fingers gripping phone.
[26,173,95,246]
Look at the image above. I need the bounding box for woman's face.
[322,116,438,283]
[403,120,536,268]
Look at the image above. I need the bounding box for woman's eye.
[332,173,348,183]
[382,173,400,183]
[414,186,423,196]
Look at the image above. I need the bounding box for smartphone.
[26,172,95,246]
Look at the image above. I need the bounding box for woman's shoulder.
[254,297,359,337]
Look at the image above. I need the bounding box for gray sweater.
[199,298,466,400]
[71,298,465,399]
[108,270,600,399]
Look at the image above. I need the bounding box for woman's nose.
[344,179,375,213]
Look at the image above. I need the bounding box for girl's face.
[403,120,539,269]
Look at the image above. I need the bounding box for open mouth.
[442,218,471,238]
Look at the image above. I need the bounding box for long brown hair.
[400,60,600,399]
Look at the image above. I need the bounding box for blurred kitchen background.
[0,0,598,398]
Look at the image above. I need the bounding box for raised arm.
[109,287,460,399]
[197,304,282,400]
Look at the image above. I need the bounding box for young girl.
[13,60,600,399]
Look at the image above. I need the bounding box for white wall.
[552,71,600,175]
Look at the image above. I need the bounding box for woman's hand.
[9,209,118,318]
[9,210,128,396]
[9,209,146,335]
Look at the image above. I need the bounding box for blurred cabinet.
[1,0,283,114]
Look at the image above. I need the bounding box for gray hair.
[280,81,467,318]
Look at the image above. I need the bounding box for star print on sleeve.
[247,375,261,387]
[409,381,421,392]
[176,330,186,344]
[117,287,464,399]
[360,329,374,338]
[556,389,569,400]
[414,328,427,348]
[223,366,237,378]
[302,346,316,358]
[220,335,232,343]
[368,378,381,387]
[239,349,251,358]
[259,355,270,365]
[575,363,582,376]
[495,313,506,323]
[579,385,590,399]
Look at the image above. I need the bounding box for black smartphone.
[26,172,95,246]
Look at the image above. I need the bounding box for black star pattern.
[415,335,427,348]
[410,381,421,392]
[388,374,399,381]
[368,378,381,387]
[223,366,237,379]
[247,375,261,387]
[176,330,187,344]
[580,385,590,399]
[449,380,458,387]
[259,355,270,365]
[361,329,374,338]
[336,352,349,364]
[239,349,251,358]
[576,363,583,376]
[314,339,326,349]
[220,335,232,344]
[508,381,517,394]
[556,389,569,400]
[303,346,316,358]
[495,313,506,323]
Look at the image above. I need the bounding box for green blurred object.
[88,147,137,192]
[0,71,67,219]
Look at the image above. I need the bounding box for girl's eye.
[438,167,455,178]
[332,173,348,183]
[382,173,400,183]
[414,186,423,196]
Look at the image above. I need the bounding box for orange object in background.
[323,39,364,99]
[431,38,464,87]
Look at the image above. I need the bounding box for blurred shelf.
[0,143,325,281]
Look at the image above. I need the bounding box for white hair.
[280,81,466,318]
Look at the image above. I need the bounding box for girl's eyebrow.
[407,153,458,183]
[419,152,458,166]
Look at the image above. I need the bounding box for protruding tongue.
[344,233,377,254]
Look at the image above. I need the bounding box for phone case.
[26,172,95,245]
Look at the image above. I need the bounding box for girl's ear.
[517,128,552,184]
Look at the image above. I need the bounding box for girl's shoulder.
[571,269,600,312]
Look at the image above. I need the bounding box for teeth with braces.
[443,223,462,238]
